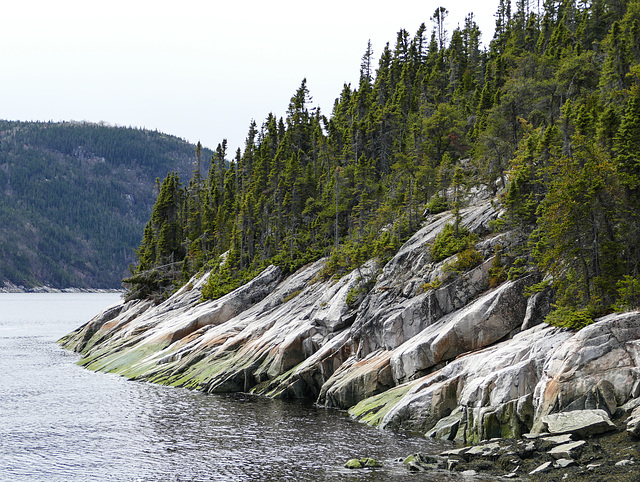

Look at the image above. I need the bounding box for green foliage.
[426,194,449,214]
[545,307,594,330]
[507,258,529,281]
[420,276,442,293]
[443,246,483,274]
[524,279,552,297]
[431,223,475,263]
[489,249,508,288]
[614,276,640,311]
[346,281,374,308]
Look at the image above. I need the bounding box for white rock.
[529,461,553,475]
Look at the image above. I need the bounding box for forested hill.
[0,121,212,289]
[128,0,640,326]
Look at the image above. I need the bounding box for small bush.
[431,223,475,263]
[443,247,483,274]
[489,250,507,287]
[524,279,552,297]
[421,276,442,292]
[545,306,594,330]
[426,194,449,214]
[507,258,528,280]
[614,275,640,312]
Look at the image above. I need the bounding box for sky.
[1,0,501,155]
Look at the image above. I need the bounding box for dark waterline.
[0,293,461,481]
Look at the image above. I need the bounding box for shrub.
[426,194,449,214]
[614,276,640,312]
[431,223,475,263]
[507,258,528,280]
[545,306,594,330]
[489,250,507,287]
[443,247,483,274]
[524,279,552,297]
[420,276,442,293]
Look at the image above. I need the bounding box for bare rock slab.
[548,440,587,459]
[540,433,574,445]
[529,461,553,475]
[541,409,616,437]
[554,458,577,468]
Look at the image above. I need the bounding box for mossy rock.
[344,457,382,469]
[348,383,413,426]
[403,453,439,471]
[345,459,364,469]
[361,457,382,468]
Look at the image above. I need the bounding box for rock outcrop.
[60,193,640,446]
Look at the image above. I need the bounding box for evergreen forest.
[0,121,211,288]
[127,1,640,326]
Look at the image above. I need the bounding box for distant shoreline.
[0,284,124,294]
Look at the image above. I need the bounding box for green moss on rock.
[348,382,413,426]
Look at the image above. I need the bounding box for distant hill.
[0,120,213,289]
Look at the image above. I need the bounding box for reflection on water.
[0,294,459,481]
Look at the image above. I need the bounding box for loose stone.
[529,461,553,475]
[547,440,587,459]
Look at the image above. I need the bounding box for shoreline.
[0,284,124,294]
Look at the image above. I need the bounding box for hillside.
[127,1,640,324]
[0,121,212,289]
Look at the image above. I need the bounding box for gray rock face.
[533,311,640,428]
[389,275,534,384]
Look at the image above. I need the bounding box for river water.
[0,293,460,481]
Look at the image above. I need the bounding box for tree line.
[127,0,640,326]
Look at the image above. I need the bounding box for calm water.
[0,293,459,481]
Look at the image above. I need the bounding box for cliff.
[59,190,640,447]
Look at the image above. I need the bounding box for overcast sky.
[1,0,501,155]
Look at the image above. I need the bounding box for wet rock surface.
[397,423,640,480]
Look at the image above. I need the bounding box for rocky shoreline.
[0,281,123,294]
[59,191,640,480]
[384,407,640,480]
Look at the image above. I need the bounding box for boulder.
[541,409,616,437]
[344,459,364,469]
[534,311,640,424]
[540,433,573,446]
[426,408,464,441]
[403,453,439,471]
[547,440,587,459]
[345,457,382,469]
[521,287,552,331]
[465,441,502,458]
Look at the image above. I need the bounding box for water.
[0,293,457,481]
